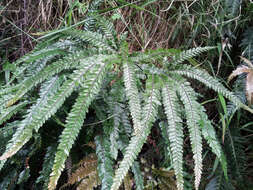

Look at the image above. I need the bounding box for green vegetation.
[0,0,253,190]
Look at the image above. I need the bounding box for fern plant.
[0,13,253,190]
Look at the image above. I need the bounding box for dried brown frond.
[77,171,100,190]
[152,168,177,190]
[228,65,251,82]
[124,173,133,190]
[60,153,99,190]
[68,154,98,185]
[228,57,253,105]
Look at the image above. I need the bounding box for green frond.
[130,48,177,64]
[132,162,144,190]
[162,79,184,190]
[205,177,218,190]
[0,58,100,161]
[198,108,227,178]
[176,80,202,190]
[0,76,62,160]
[142,75,162,131]
[0,101,27,125]
[171,65,253,114]
[0,165,17,189]
[48,61,109,190]
[36,145,57,190]
[63,30,115,52]
[6,51,87,107]
[0,121,18,140]
[111,128,149,190]
[0,84,19,97]
[8,48,66,84]
[95,136,114,190]
[123,62,142,135]
[96,17,118,49]
[240,27,253,60]
[111,75,161,190]
[83,0,104,31]
[0,160,6,171]
[225,0,241,17]
[171,47,215,65]
[110,113,120,159]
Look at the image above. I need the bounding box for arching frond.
[6,51,87,107]
[176,80,202,190]
[8,48,66,83]
[63,30,115,52]
[162,79,184,190]
[171,65,253,113]
[48,61,109,190]
[171,47,215,65]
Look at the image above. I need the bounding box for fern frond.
[0,160,6,171]
[111,128,148,190]
[83,0,104,31]
[0,58,100,161]
[205,177,218,190]
[48,61,109,190]
[8,48,66,83]
[123,62,142,135]
[142,75,162,131]
[132,161,144,190]
[0,76,62,160]
[171,65,253,113]
[63,30,114,52]
[176,80,202,190]
[240,27,253,60]
[110,115,120,160]
[111,75,161,190]
[6,51,87,107]
[97,17,118,49]
[162,79,184,190]
[36,145,57,190]
[225,0,241,17]
[95,136,114,190]
[0,101,27,125]
[171,47,215,65]
[198,107,227,177]
[130,48,177,64]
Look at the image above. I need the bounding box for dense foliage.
[0,0,253,190]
